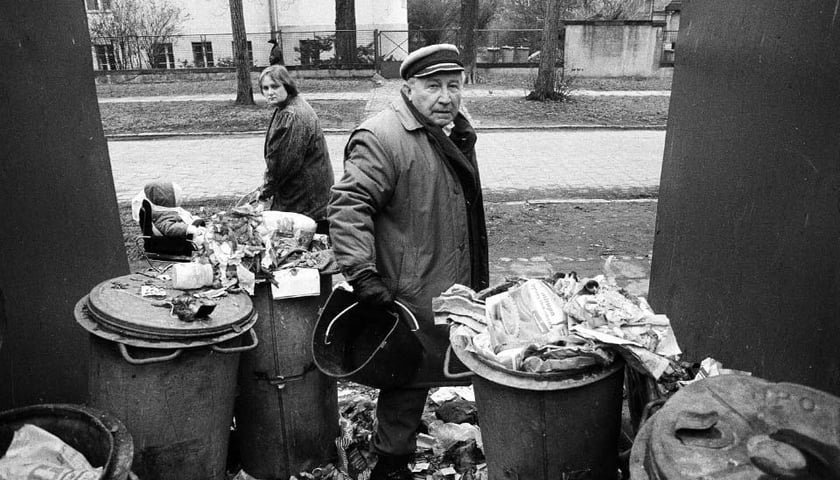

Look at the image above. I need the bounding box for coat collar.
[391,94,425,132]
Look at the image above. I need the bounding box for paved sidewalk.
[107,129,664,204]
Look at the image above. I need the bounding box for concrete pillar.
[0,2,129,408]
[649,0,840,395]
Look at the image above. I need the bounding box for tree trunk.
[459,0,478,84]
[529,0,562,101]
[229,0,254,105]
[335,0,357,64]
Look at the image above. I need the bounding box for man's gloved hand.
[349,270,394,309]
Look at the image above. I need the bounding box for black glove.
[349,270,394,309]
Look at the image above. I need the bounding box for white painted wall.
[89,0,408,68]
[179,0,272,34]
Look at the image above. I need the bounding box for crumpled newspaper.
[436,257,683,379]
[0,424,103,480]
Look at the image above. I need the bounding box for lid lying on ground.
[76,273,256,348]
[630,374,840,479]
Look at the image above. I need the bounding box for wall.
[564,20,664,77]
[275,0,408,65]
[1,2,129,408]
[649,0,840,395]
[180,0,271,34]
[87,0,408,68]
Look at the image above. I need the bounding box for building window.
[86,0,111,11]
[151,43,175,69]
[299,39,320,65]
[192,41,214,67]
[94,44,117,70]
[230,40,254,66]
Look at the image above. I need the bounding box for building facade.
[85,0,408,70]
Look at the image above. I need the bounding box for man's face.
[406,72,464,127]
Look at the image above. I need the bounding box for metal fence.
[89,28,546,72]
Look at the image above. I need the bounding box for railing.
[89,31,377,71]
[89,28,546,72]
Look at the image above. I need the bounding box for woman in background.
[257,65,334,234]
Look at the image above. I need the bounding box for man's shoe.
[369,454,412,480]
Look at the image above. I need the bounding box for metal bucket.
[450,333,625,480]
[0,403,134,480]
[630,374,840,479]
[312,286,423,389]
[76,274,258,480]
[234,278,339,480]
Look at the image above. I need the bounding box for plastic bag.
[0,424,103,480]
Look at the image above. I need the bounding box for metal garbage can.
[630,374,840,479]
[234,277,338,480]
[76,273,258,480]
[450,333,625,480]
[0,403,134,480]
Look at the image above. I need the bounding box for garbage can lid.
[636,374,840,479]
[76,273,256,348]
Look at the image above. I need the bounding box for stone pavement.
[107,129,665,203]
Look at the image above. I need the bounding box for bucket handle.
[324,300,419,345]
[119,344,182,365]
[211,328,259,354]
[443,344,474,379]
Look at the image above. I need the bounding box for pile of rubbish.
[434,258,682,381]
[280,384,488,480]
[184,205,337,296]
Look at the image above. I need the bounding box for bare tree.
[88,0,187,69]
[335,0,357,64]
[229,0,254,105]
[501,0,548,29]
[574,0,648,19]
[527,0,563,100]
[459,0,478,83]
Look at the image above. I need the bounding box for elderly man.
[328,44,489,479]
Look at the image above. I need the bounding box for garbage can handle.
[211,328,259,354]
[443,344,474,379]
[324,300,419,345]
[119,343,183,365]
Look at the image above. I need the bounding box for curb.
[105,124,667,141]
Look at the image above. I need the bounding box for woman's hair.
[259,65,299,97]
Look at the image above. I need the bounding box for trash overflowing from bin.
[159,204,338,298]
[192,205,337,298]
[434,257,682,381]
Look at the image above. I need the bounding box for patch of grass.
[99,99,367,135]
[467,96,670,127]
[100,95,666,134]
[473,71,672,92]
[96,76,374,98]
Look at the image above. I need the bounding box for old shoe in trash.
[370,454,413,480]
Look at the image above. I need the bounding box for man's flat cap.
[400,44,464,80]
